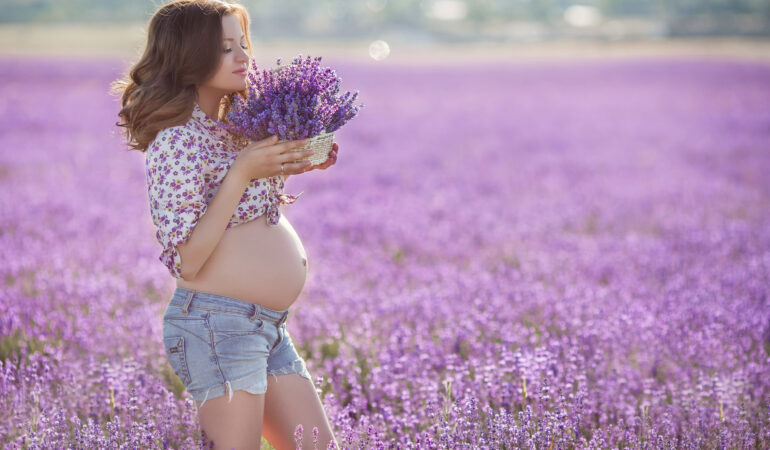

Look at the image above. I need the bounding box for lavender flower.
[3,55,769,449]
[220,54,364,142]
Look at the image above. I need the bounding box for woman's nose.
[236,46,249,62]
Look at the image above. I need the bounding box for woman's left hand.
[306,142,338,171]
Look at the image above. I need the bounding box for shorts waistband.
[168,287,290,325]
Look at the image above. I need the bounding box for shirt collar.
[191,102,239,145]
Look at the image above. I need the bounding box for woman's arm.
[176,168,249,280]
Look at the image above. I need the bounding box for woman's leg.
[196,391,266,450]
[262,373,337,450]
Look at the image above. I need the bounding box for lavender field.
[1,54,769,448]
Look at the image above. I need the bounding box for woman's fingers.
[276,140,307,154]
[285,159,313,174]
[281,148,314,165]
[312,149,337,170]
[280,142,338,174]
[250,135,279,149]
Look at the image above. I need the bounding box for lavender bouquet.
[220,54,363,165]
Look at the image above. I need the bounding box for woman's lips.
[233,69,247,76]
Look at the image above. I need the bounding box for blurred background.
[1,1,770,448]
[1,0,769,62]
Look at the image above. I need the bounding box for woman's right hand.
[230,135,314,183]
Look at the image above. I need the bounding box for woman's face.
[201,14,250,93]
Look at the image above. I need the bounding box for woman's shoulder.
[148,121,205,154]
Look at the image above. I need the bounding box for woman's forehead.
[221,14,243,35]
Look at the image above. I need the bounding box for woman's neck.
[196,89,225,121]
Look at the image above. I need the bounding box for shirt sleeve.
[145,128,209,280]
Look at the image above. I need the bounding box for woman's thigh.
[262,324,336,449]
[163,305,274,448]
[262,373,337,450]
[196,390,266,450]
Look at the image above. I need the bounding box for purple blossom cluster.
[220,54,364,142]
[1,55,770,448]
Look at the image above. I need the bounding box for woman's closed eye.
[224,45,248,53]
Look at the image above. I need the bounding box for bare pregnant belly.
[176,212,308,310]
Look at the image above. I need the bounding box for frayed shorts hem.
[268,358,312,383]
[189,358,312,409]
[189,370,267,408]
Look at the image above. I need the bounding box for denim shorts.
[162,287,312,409]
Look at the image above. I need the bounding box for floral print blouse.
[145,102,303,280]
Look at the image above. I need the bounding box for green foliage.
[0,328,55,366]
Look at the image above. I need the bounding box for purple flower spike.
[220,54,364,142]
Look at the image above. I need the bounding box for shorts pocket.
[209,312,266,344]
[163,309,208,321]
[164,335,192,386]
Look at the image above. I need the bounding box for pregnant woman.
[111,1,338,448]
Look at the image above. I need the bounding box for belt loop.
[278,311,288,326]
[181,290,194,314]
[249,304,260,322]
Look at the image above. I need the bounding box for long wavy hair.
[110,0,253,152]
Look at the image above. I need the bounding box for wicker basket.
[267,64,336,165]
[278,130,335,166]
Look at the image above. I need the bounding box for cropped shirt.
[145,102,303,280]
